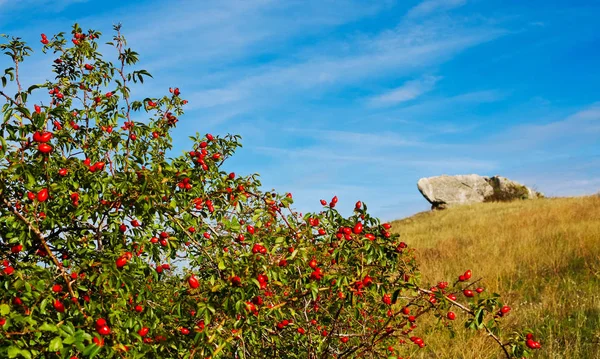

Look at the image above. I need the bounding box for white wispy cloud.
[368,75,441,107]
[0,0,88,13]
[121,0,386,68]
[406,0,467,19]
[366,90,506,126]
[183,22,505,112]
[250,145,496,171]
[493,104,600,150]
[284,128,424,148]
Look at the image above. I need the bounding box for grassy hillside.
[390,195,600,359]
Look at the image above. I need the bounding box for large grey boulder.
[417,174,540,209]
[417,174,493,210]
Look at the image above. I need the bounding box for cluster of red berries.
[307,258,324,281]
[100,125,113,133]
[2,259,14,276]
[165,112,179,126]
[525,333,542,349]
[33,130,52,143]
[410,335,426,348]
[192,198,215,213]
[257,273,268,289]
[27,188,49,202]
[70,192,80,206]
[319,195,339,208]
[48,86,64,101]
[382,293,392,305]
[188,134,217,170]
[177,177,193,191]
[32,130,53,153]
[251,243,267,255]
[121,120,134,131]
[155,263,170,273]
[86,159,106,173]
[150,231,170,246]
[458,269,472,282]
[72,32,95,46]
[352,275,374,296]
[95,318,111,336]
[276,319,293,330]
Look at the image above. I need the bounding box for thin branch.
[1,196,87,315]
[417,287,511,359]
[484,324,512,359]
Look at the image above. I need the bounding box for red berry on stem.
[116,256,127,268]
[37,188,49,202]
[53,299,65,313]
[353,222,363,234]
[464,269,472,280]
[98,325,111,336]
[188,275,199,289]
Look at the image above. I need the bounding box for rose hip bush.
[0,24,542,358]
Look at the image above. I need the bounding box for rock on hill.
[417,174,541,209]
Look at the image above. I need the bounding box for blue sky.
[1,0,599,220]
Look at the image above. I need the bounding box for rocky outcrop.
[485,176,542,202]
[417,174,541,210]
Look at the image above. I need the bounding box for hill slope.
[390,195,600,359]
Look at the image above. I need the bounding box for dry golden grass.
[390,195,600,359]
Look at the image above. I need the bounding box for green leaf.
[27,84,40,93]
[7,346,20,358]
[39,322,57,332]
[311,285,318,301]
[0,303,10,315]
[63,335,76,345]
[83,344,102,357]
[48,337,63,352]
[474,308,485,329]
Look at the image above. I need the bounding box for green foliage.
[0,25,537,358]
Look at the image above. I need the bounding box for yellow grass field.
[389,195,600,359]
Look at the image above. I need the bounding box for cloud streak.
[184,22,506,113]
[406,0,467,18]
[368,75,441,107]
